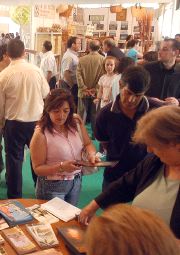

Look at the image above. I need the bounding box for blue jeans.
[36,174,82,206]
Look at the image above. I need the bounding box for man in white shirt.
[0,39,50,198]
[40,40,57,90]
[61,36,81,107]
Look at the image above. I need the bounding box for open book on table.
[41,197,81,222]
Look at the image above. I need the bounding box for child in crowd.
[93,56,118,108]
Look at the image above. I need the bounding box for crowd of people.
[0,33,179,252]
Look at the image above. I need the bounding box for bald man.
[76,40,104,136]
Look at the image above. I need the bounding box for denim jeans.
[36,174,82,206]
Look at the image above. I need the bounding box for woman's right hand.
[61,160,80,172]
[78,200,99,225]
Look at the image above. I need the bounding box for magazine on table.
[26,204,59,224]
[0,200,33,226]
[58,225,86,255]
[26,223,59,249]
[41,197,81,222]
[2,226,37,255]
[0,216,9,230]
[28,248,63,255]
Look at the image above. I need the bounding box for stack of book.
[0,200,33,226]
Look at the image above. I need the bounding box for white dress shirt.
[40,51,57,79]
[61,49,79,84]
[0,59,50,129]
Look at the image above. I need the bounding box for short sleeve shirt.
[61,49,79,84]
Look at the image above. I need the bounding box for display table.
[1,199,82,255]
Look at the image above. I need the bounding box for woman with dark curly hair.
[30,88,98,205]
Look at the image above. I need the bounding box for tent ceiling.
[0,0,171,5]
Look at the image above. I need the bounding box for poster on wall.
[96,23,104,30]
[121,21,128,30]
[109,31,116,37]
[89,15,104,22]
[133,26,140,32]
[109,22,117,30]
[116,9,127,21]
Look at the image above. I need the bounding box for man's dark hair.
[67,36,77,48]
[7,39,24,59]
[89,40,100,51]
[0,44,7,62]
[121,66,150,94]
[164,38,180,51]
[117,57,135,74]
[43,40,52,51]
[143,51,158,62]
[175,34,180,37]
[127,39,138,49]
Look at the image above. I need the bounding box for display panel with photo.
[93,32,99,37]
[133,26,140,32]
[120,33,128,40]
[109,23,118,30]
[109,31,116,37]
[134,33,141,39]
[100,32,107,37]
[116,9,127,21]
[121,21,128,30]
[96,23,104,30]
[89,15,104,21]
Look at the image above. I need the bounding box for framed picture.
[96,23,104,30]
[133,26,140,32]
[134,33,141,39]
[89,15,104,22]
[109,23,117,30]
[120,33,128,40]
[100,32,107,37]
[93,32,99,37]
[116,9,127,21]
[109,31,116,37]
[121,21,128,30]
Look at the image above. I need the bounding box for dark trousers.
[77,97,97,139]
[49,76,56,90]
[4,120,37,198]
[61,80,78,109]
